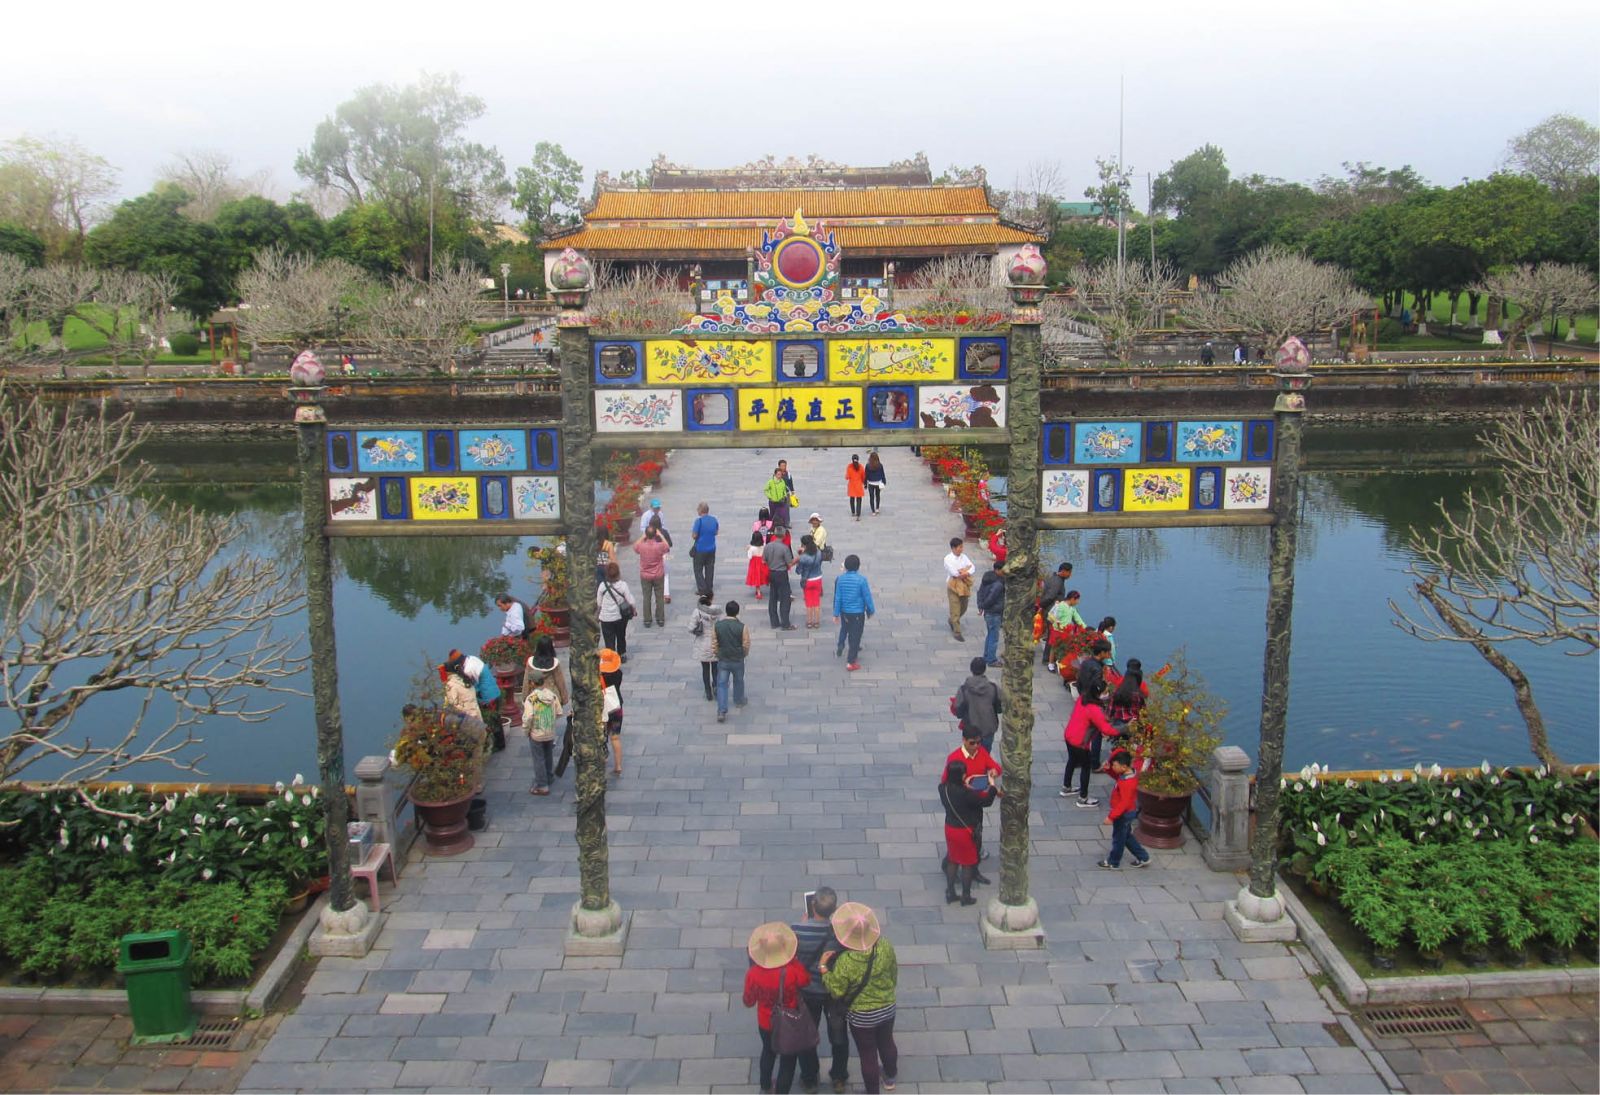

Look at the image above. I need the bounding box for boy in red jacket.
[1098,748,1151,870]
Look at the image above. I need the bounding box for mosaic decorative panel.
[1175,421,1243,463]
[737,387,865,431]
[1042,469,1089,514]
[918,384,1006,429]
[830,339,957,383]
[1223,466,1272,509]
[1124,468,1192,512]
[324,426,561,529]
[1073,422,1141,464]
[595,389,684,433]
[645,340,774,385]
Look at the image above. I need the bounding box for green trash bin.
[117,930,196,1044]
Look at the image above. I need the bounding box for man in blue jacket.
[831,554,876,671]
[976,558,1005,666]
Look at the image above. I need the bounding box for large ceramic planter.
[540,603,572,648]
[960,513,982,541]
[409,788,476,855]
[1135,788,1193,849]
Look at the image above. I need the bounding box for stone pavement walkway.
[243,444,1397,1094]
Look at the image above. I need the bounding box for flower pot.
[1462,946,1491,969]
[409,788,476,855]
[960,514,982,541]
[542,605,572,648]
[466,795,488,832]
[1418,949,1445,972]
[284,889,311,916]
[1370,948,1398,971]
[1503,946,1529,968]
[1538,941,1570,966]
[1135,788,1193,849]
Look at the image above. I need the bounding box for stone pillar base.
[1225,885,1298,943]
[1481,329,1503,346]
[1203,845,1252,872]
[564,899,632,957]
[979,897,1046,950]
[308,898,383,957]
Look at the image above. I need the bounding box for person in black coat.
[940,761,998,905]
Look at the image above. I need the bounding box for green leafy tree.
[326,202,409,277]
[1313,161,1428,217]
[0,223,44,267]
[0,136,118,262]
[1151,144,1230,217]
[212,196,328,296]
[514,142,584,240]
[293,72,510,270]
[83,185,223,316]
[1502,113,1600,200]
[1085,156,1133,226]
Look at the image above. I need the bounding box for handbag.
[602,684,622,719]
[788,492,800,507]
[771,969,820,1055]
[820,544,834,562]
[604,581,635,622]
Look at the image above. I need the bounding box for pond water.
[62,427,1598,783]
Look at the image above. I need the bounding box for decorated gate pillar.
[551,250,631,954]
[983,246,1048,949]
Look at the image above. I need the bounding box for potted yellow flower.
[1127,649,1225,848]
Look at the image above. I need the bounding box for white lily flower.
[1430,764,1442,779]
[122,834,135,852]
[1443,811,1453,822]
[201,868,214,880]
[274,781,285,793]
[292,773,305,786]
[1300,765,1312,781]
[299,835,309,848]
[1316,832,1327,846]
[1529,834,1539,843]
[1525,803,1534,816]
[1452,788,1461,799]
[1345,779,1357,789]
[58,826,69,847]
[302,794,312,807]
[1481,760,1491,775]
[284,790,294,804]
[1379,772,1389,783]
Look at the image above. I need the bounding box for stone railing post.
[355,755,414,873]
[1202,746,1253,872]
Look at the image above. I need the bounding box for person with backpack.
[976,559,1005,666]
[460,654,505,753]
[521,637,569,795]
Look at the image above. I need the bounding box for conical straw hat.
[830,902,881,952]
[747,922,798,969]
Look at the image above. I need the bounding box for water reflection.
[335,535,520,623]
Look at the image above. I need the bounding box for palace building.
[539,154,1042,305]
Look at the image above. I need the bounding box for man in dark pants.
[792,886,851,1093]
[1037,560,1073,665]
[763,529,796,630]
[689,501,718,597]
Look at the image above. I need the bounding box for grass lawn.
[1396,292,1598,342]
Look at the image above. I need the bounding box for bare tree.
[0,384,306,796]
[1066,257,1182,363]
[1472,263,1598,358]
[587,262,690,335]
[0,136,119,260]
[121,272,185,377]
[363,259,484,369]
[0,255,27,364]
[236,247,370,352]
[22,264,101,369]
[904,254,1011,326]
[1389,393,1597,771]
[998,159,1065,234]
[1501,113,1600,199]
[156,150,273,220]
[1183,245,1368,353]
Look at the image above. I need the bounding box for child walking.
[1099,748,1150,869]
[744,530,769,601]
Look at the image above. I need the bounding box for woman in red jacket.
[1061,692,1112,808]
[743,922,811,1094]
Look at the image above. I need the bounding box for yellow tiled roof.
[540,223,1040,254]
[588,186,996,220]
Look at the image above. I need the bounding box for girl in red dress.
[745,530,769,600]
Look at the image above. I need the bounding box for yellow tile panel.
[644,340,773,385]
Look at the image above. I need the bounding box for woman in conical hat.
[742,922,810,1093]
[820,904,900,1092]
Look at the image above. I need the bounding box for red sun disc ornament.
[774,238,824,288]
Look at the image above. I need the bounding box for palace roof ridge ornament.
[671,210,924,336]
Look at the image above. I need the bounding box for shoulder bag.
[771,968,820,1055]
[603,581,635,622]
[836,944,879,1012]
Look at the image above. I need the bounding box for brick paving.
[233,444,1392,1094]
[1367,994,1598,1095]
[8,445,1585,1093]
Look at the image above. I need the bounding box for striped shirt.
[849,1002,896,1028]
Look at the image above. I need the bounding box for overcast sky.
[5,0,1597,211]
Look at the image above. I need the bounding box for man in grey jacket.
[955,656,1003,755]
